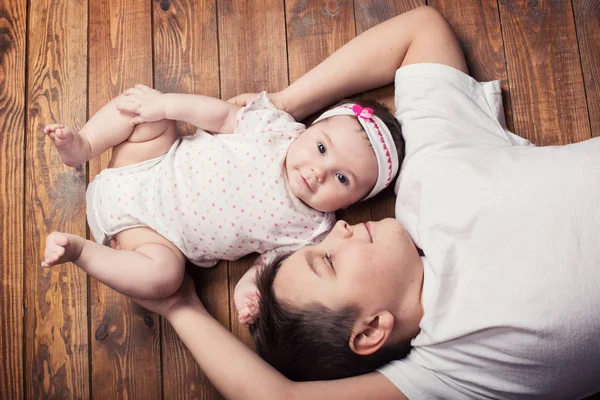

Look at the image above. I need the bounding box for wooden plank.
[152,1,226,398]
[498,0,590,145]
[286,0,356,83]
[354,0,422,222]
[430,0,514,131]
[0,0,26,397]
[87,0,161,398]
[218,0,287,349]
[24,0,89,398]
[285,0,369,226]
[573,0,600,138]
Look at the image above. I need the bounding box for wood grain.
[153,0,226,398]
[88,0,161,398]
[431,0,514,131]
[24,0,89,398]
[498,0,590,145]
[218,0,288,99]
[286,0,355,83]
[354,0,422,222]
[573,0,600,138]
[0,0,26,397]
[218,0,288,349]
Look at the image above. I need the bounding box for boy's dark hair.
[250,258,411,382]
[312,98,405,166]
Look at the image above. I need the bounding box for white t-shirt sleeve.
[379,358,469,400]
[393,63,531,158]
[380,356,484,400]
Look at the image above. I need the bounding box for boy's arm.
[133,276,406,400]
[167,302,407,400]
[163,93,240,134]
[272,5,467,120]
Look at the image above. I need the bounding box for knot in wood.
[95,323,109,341]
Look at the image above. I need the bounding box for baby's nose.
[311,167,324,183]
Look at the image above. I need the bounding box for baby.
[42,85,402,318]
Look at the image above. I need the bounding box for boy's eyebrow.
[304,252,320,277]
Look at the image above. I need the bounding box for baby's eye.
[317,143,326,154]
[336,173,348,185]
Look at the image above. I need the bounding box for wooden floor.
[1,0,599,398]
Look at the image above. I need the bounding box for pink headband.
[313,104,399,200]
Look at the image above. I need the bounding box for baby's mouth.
[300,172,314,192]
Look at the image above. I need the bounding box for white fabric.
[378,63,600,399]
[313,104,399,199]
[87,93,335,267]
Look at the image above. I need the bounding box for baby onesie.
[87,93,336,266]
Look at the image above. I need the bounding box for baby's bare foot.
[42,232,85,267]
[44,124,91,167]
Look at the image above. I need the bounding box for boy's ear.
[349,311,394,356]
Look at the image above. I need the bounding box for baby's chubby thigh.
[109,119,178,168]
[113,226,183,259]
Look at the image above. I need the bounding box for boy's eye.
[325,254,334,271]
[336,173,348,184]
[317,143,326,154]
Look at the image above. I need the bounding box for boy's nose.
[333,220,352,238]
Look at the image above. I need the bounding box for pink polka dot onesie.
[86,93,336,267]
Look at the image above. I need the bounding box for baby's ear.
[348,311,394,356]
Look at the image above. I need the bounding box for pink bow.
[352,104,373,120]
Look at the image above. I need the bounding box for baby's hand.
[116,84,166,125]
[234,281,261,325]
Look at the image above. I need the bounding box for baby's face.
[285,116,378,212]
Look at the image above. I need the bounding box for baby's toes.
[55,128,71,140]
[44,124,65,134]
[54,233,69,247]
[49,247,66,263]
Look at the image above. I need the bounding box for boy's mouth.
[364,222,373,242]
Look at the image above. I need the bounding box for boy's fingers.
[135,84,151,91]
[227,95,246,106]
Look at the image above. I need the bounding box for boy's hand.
[227,92,288,114]
[117,84,167,125]
[233,280,261,325]
[227,93,259,107]
[131,274,203,319]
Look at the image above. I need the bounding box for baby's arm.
[118,84,241,134]
[163,92,240,134]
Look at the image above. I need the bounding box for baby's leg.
[43,228,186,300]
[44,94,175,167]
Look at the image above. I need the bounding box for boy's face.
[273,218,423,325]
[284,116,378,212]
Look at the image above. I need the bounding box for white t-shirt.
[379,63,600,399]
